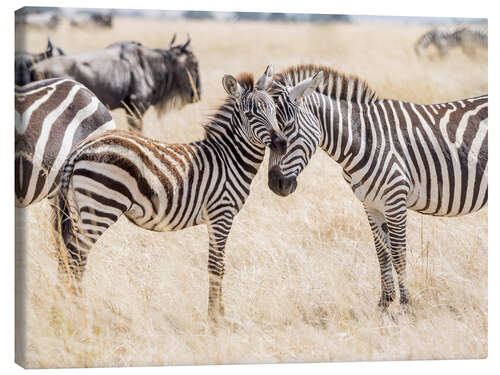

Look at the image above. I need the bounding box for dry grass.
[15,17,488,368]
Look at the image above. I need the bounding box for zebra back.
[15,78,116,207]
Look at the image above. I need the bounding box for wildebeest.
[30,34,201,131]
[70,12,113,28]
[15,38,65,86]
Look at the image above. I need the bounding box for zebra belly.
[123,182,207,233]
[125,205,206,233]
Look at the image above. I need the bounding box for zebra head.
[267,70,324,197]
[222,65,287,154]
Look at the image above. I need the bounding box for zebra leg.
[364,206,396,310]
[462,43,476,57]
[53,187,128,290]
[207,213,234,323]
[52,205,92,288]
[385,207,410,306]
[436,41,448,58]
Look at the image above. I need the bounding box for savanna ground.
[15,17,488,368]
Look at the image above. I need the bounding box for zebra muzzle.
[268,166,297,197]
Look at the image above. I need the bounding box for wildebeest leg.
[364,206,396,310]
[122,98,145,131]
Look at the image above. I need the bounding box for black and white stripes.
[268,64,488,309]
[415,24,488,57]
[15,78,116,208]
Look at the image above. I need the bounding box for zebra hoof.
[378,290,396,311]
[400,294,410,312]
[208,308,224,327]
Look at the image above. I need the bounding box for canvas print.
[14,7,488,368]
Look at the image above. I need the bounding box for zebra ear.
[288,71,324,104]
[255,64,274,90]
[222,74,243,99]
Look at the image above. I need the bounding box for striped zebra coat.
[53,66,286,322]
[415,24,488,57]
[15,78,116,208]
[267,64,488,309]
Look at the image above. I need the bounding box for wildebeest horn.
[170,33,177,48]
[182,33,192,49]
[47,37,53,53]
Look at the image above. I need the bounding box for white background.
[2,0,497,373]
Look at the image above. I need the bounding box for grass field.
[15,17,488,368]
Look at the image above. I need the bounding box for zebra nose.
[268,166,297,197]
[270,131,287,154]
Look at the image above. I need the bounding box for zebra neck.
[308,93,371,171]
[198,116,266,186]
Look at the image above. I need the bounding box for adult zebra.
[267,64,487,310]
[415,24,488,57]
[53,66,286,322]
[15,78,116,208]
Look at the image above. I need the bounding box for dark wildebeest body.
[15,38,65,86]
[31,35,201,130]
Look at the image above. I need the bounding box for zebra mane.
[201,73,255,139]
[272,64,377,104]
[236,72,255,92]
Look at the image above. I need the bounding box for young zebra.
[53,66,286,322]
[415,24,488,57]
[15,78,116,208]
[267,64,487,310]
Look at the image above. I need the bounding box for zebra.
[15,77,116,208]
[53,65,287,322]
[415,24,488,58]
[267,64,487,310]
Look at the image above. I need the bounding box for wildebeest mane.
[149,48,183,116]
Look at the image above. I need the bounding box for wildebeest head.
[155,33,201,114]
[15,38,64,85]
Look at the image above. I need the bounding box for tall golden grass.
[15,17,487,368]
